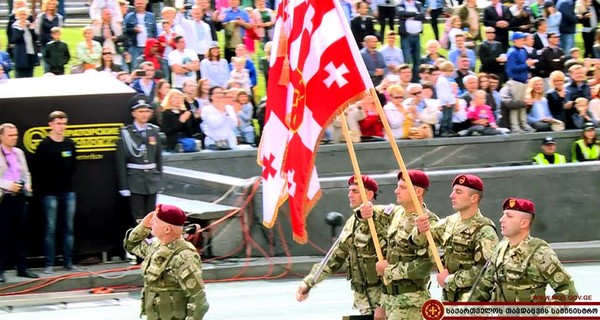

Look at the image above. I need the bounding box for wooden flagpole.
[368,88,444,272]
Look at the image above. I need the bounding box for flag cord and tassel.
[368,88,444,273]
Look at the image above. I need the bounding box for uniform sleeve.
[303,236,350,286]
[115,130,128,191]
[410,216,447,248]
[462,254,497,302]
[533,245,578,301]
[123,224,153,258]
[446,225,499,291]
[173,250,209,319]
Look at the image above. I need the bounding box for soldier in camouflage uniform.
[466,198,577,302]
[413,174,499,302]
[124,204,209,320]
[296,175,392,317]
[362,170,440,320]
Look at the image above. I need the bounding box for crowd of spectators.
[2,0,600,155]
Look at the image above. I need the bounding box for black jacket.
[539,46,566,78]
[350,15,377,48]
[397,1,425,36]
[43,40,70,73]
[478,40,505,74]
[483,5,513,49]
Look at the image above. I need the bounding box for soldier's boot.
[509,109,523,133]
[519,108,535,132]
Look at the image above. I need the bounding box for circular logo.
[422,299,444,320]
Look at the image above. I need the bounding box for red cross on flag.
[257,0,373,243]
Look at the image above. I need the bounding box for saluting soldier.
[362,170,439,320]
[116,94,164,221]
[124,204,209,319]
[466,198,577,302]
[296,175,392,318]
[412,174,499,302]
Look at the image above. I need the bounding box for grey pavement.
[0,262,598,320]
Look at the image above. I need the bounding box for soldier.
[296,175,391,318]
[363,170,439,320]
[412,174,499,302]
[124,204,209,319]
[116,94,164,222]
[466,198,578,302]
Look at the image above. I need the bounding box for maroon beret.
[348,175,378,193]
[156,204,187,226]
[397,170,430,190]
[503,197,535,215]
[452,174,484,191]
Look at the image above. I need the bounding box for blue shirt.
[448,48,477,71]
[506,46,529,83]
[528,99,552,123]
[222,7,250,37]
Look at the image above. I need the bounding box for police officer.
[532,137,567,165]
[296,175,391,318]
[116,94,163,221]
[363,170,439,320]
[571,122,599,162]
[124,204,209,319]
[466,197,578,302]
[413,174,499,302]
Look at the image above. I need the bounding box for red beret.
[397,170,430,190]
[503,197,535,215]
[348,175,378,193]
[452,174,484,191]
[156,204,187,226]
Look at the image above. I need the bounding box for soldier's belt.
[383,280,423,295]
[127,163,157,170]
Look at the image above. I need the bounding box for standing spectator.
[544,2,562,35]
[448,33,476,70]
[157,19,177,60]
[10,7,39,78]
[539,32,567,79]
[479,27,506,81]
[437,61,458,137]
[116,96,164,226]
[465,90,501,136]
[484,0,512,51]
[151,79,171,125]
[506,32,536,100]
[532,18,549,55]
[89,0,123,22]
[371,0,397,41]
[124,0,157,63]
[35,0,63,73]
[547,70,569,124]
[131,61,157,100]
[361,35,387,87]
[446,15,464,50]
[76,26,103,71]
[557,0,577,52]
[509,0,534,33]
[398,0,425,80]
[197,0,221,42]
[234,90,255,145]
[168,35,199,90]
[161,89,198,151]
[0,123,39,282]
[457,0,481,42]
[201,87,239,150]
[530,0,546,19]
[92,7,125,67]
[576,0,598,58]
[33,111,77,274]
[175,5,213,63]
[526,77,561,131]
[219,0,251,62]
[133,38,169,80]
[350,1,376,49]
[7,0,34,54]
[419,40,445,65]
[488,74,503,120]
[566,64,592,128]
[571,122,600,161]
[43,27,70,75]
[426,0,446,40]
[259,41,271,92]
[378,31,404,75]
[250,0,275,45]
[532,137,567,164]
[200,42,230,88]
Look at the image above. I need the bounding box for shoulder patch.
[383,204,395,215]
[553,272,565,283]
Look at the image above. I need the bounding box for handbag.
[176,137,198,152]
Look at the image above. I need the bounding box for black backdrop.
[0,74,136,264]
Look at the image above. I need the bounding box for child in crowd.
[438,61,458,136]
[573,97,599,128]
[234,90,256,145]
[43,27,70,75]
[466,90,500,136]
[230,56,252,94]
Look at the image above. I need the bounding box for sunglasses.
[486,31,495,34]
[102,52,112,55]
[411,91,422,95]
[392,96,403,99]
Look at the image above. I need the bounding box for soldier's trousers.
[353,286,382,315]
[130,193,157,221]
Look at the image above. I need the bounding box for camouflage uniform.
[124,224,209,320]
[380,204,439,320]
[303,206,394,315]
[468,235,577,302]
[411,210,499,302]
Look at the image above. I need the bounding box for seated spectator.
[150,79,170,126]
[420,40,445,65]
[196,78,211,107]
[526,77,563,131]
[130,61,156,100]
[532,136,567,165]
[200,42,229,88]
[547,70,569,123]
[358,93,384,141]
[230,56,251,93]
[43,27,70,75]
[332,102,365,143]
[452,82,470,134]
[160,89,197,152]
[97,47,123,76]
[133,38,169,81]
[234,90,255,145]
[231,44,258,89]
[572,97,599,129]
[92,7,125,66]
[589,84,600,122]
[464,90,501,136]
[76,25,103,71]
[181,79,203,142]
[383,85,409,139]
[10,7,40,78]
[448,33,476,70]
[200,87,239,150]
[571,122,600,161]
[404,83,440,128]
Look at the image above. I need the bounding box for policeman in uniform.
[571,122,599,162]
[124,204,209,319]
[466,198,578,302]
[532,137,567,165]
[363,170,439,320]
[413,174,499,302]
[116,94,164,221]
[296,175,391,318]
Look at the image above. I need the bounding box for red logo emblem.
[422,299,444,320]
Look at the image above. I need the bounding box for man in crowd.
[397,0,425,81]
[478,26,506,80]
[130,61,157,101]
[361,35,387,87]
[539,32,567,80]
[532,137,567,165]
[168,35,200,91]
[371,0,397,41]
[378,31,404,75]
[483,0,512,51]
[124,0,157,63]
[449,33,476,70]
[33,111,78,274]
[350,1,377,49]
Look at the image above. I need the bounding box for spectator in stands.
[250,0,275,46]
[259,41,271,91]
[118,0,131,17]
[89,0,123,22]
[454,54,476,94]
[457,0,481,43]
[398,0,425,80]
[234,90,255,145]
[230,56,251,93]
[488,74,503,120]
[530,0,545,19]
[572,97,598,128]
[131,61,157,100]
[7,0,34,51]
[379,31,404,74]
[168,35,199,90]
[526,77,562,131]
[397,64,413,94]
[383,85,409,139]
[201,87,239,150]
[505,32,536,132]
[92,7,125,67]
[509,0,534,33]
[417,64,433,84]
[446,15,463,50]
[557,0,577,52]
[132,38,169,80]
[572,121,600,161]
[0,42,12,79]
[448,33,476,70]
[539,32,567,81]
[175,5,213,64]
[10,7,40,78]
[533,18,548,55]
[589,84,600,121]
[97,47,122,75]
[452,82,470,133]
[124,0,157,63]
[465,90,501,136]
[425,0,445,41]
[76,26,103,71]
[157,19,177,59]
[160,89,197,151]
[332,102,365,143]
[566,64,592,128]
[543,2,562,35]
[197,0,221,42]
[437,61,458,137]
[547,70,569,123]
[478,26,506,82]
[420,40,445,65]
[576,0,598,58]
[219,0,251,62]
[150,79,170,125]
[350,1,376,49]
[200,42,230,88]
[371,0,397,41]
[532,137,567,164]
[196,78,211,107]
[361,35,386,87]
[483,0,512,51]
[35,0,63,73]
[232,44,257,88]
[43,27,70,75]
[459,74,479,106]
[404,83,440,129]
[358,93,384,140]
[182,79,204,141]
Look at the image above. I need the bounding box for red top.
[359,111,383,137]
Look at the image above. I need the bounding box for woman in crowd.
[97,47,122,75]
[250,0,275,46]
[76,25,102,70]
[35,0,63,73]
[419,40,446,66]
[357,91,383,141]
[10,7,39,78]
[576,0,598,58]
[160,89,197,152]
[150,79,171,126]
[92,7,125,67]
[526,77,559,131]
[383,85,411,140]
[546,70,569,124]
[572,121,600,161]
[7,0,34,46]
[200,44,230,88]
[447,15,464,50]
[200,87,239,150]
[543,2,562,35]
[182,79,204,142]
[234,90,256,145]
[196,78,211,107]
